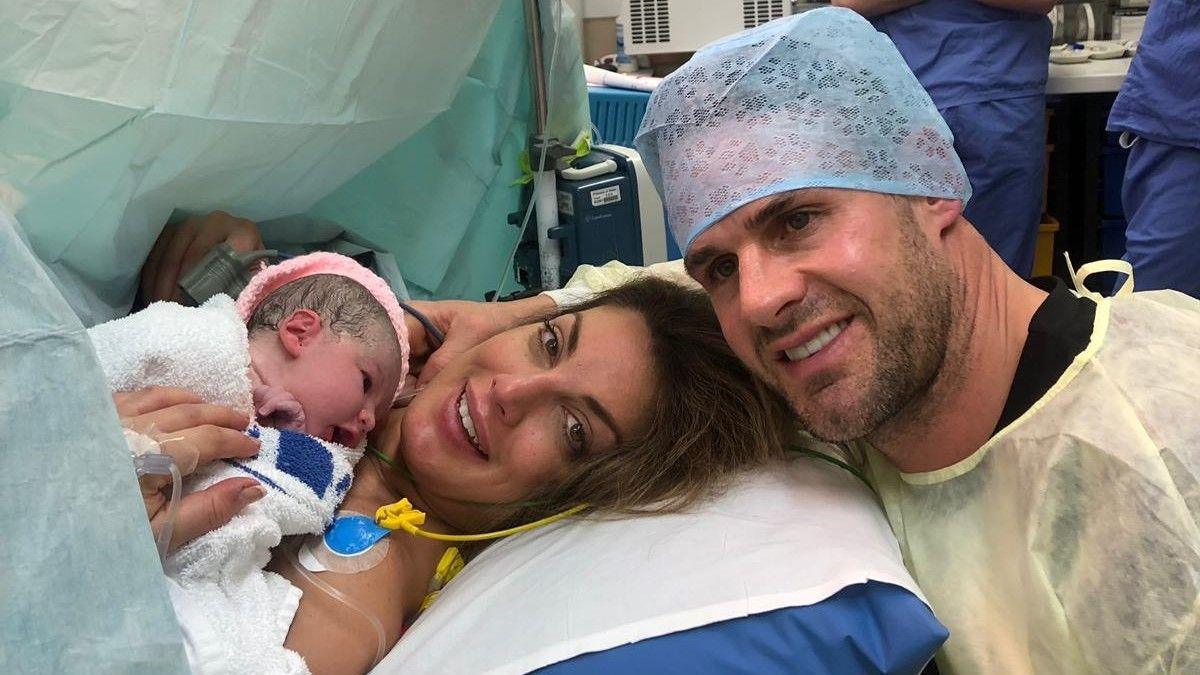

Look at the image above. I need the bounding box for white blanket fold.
[89,295,255,415]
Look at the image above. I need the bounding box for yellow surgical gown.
[865,290,1200,674]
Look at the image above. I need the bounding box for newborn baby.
[96,252,408,446]
[89,251,409,674]
[241,262,408,449]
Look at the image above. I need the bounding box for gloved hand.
[252,383,307,432]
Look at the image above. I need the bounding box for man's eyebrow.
[684,246,719,278]
[683,192,805,277]
[583,394,621,447]
[566,311,582,357]
[751,191,804,229]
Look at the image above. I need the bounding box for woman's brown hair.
[480,275,794,537]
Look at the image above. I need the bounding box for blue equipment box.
[555,148,649,273]
[511,145,671,293]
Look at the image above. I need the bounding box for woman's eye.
[540,321,561,358]
[564,412,587,456]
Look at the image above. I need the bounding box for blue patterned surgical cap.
[634,7,971,252]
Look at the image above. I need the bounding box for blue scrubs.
[1108,0,1200,297]
[872,0,1051,275]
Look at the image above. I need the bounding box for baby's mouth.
[331,427,361,447]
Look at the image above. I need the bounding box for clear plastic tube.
[280,540,389,669]
[133,452,182,559]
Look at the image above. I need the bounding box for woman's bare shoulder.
[269,532,446,675]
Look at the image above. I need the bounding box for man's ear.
[916,197,964,240]
[278,309,324,358]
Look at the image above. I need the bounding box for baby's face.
[278,332,401,447]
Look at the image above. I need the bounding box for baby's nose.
[358,407,376,434]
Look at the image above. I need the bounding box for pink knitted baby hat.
[235,252,410,400]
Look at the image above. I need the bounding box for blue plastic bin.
[588,86,651,148]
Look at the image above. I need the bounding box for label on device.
[590,185,621,207]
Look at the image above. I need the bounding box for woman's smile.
[457,386,485,456]
[442,382,489,462]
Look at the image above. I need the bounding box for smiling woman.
[271,276,795,674]
[399,304,658,513]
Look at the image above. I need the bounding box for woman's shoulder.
[270,525,446,674]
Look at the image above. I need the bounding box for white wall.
[580,0,620,18]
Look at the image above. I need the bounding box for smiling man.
[682,189,962,453]
[422,8,1200,673]
[630,9,1200,672]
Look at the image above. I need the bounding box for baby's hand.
[252,384,306,432]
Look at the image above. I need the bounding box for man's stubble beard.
[778,205,960,443]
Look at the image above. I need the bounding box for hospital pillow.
[375,457,946,674]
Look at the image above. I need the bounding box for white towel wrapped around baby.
[89,295,361,675]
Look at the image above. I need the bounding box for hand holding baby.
[114,387,265,550]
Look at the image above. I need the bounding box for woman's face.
[397,305,657,514]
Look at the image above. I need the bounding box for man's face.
[685,188,959,442]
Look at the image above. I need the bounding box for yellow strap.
[418,590,442,612]
[434,547,465,585]
[375,498,589,542]
[513,129,592,185]
[418,547,466,611]
[1064,252,1135,299]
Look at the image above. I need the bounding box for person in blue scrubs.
[834,0,1055,276]
[1108,0,1200,298]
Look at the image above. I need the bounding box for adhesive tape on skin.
[299,511,391,574]
[121,423,199,473]
[123,428,161,457]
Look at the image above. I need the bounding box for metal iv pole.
[523,0,574,290]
